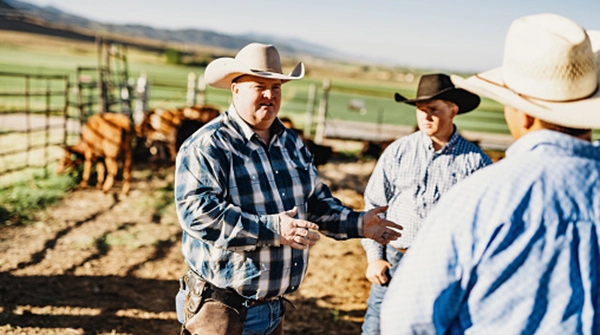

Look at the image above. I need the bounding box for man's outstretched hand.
[279,207,321,250]
[363,206,402,244]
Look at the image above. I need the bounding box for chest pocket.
[282,147,312,198]
[432,168,470,202]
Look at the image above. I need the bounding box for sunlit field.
[0,30,509,135]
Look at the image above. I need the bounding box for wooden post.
[96,37,107,113]
[133,73,148,126]
[313,79,330,144]
[303,83,316,139]
[196,76,206,105]
[44,78,50,177]
[76,66,84,125]
[63,75,70,146]
[187,72,196,106]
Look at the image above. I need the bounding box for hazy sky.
[20,0,600,72]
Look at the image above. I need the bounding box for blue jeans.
[361,245,404,335]
[243,300,285,335]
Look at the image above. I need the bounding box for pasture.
[0,30,510,136]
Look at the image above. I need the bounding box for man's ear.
[522,113,536,130]
[451,103,459,117]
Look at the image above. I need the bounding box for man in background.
[360,73,491,335]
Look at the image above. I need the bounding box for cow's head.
[55,145,84,175]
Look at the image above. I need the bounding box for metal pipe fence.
[0,71,72,188]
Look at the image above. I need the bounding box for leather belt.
[183,268,282,319]
[393,247,408,254]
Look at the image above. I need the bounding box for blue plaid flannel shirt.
[175,105,362,300]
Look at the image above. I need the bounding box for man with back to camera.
[380,13,600,334]
[173,42,403,335]
[360,73,492,335]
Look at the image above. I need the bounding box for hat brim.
[204,58,305,89]
[394,88,481,114]
[450,29,600,129]
[451,68,600,129]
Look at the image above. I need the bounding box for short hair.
[539,120,591,137]
[442,100,458,110]
[231,75,244,83]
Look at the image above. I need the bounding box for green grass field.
[0,31,510,136]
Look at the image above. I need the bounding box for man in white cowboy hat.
[359,73,492,335]
[173,42,403,335]
[380,13,600,334]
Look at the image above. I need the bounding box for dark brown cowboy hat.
[394,73,480,114]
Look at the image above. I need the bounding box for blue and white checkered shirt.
[361,129,491,261]
[174,105,362,300]
[381,130,600,334]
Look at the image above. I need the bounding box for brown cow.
[56,113,133,196]
[136,105,220,162]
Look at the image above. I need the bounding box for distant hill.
[1,0,346,60]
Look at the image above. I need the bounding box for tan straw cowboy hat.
[204,43,305,89]
[451,13,600,129]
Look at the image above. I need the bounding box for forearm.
[306,169,364,240]
[175,149,280,251]
[361,238,385,262]
[176,194,280,251]
[306,182,363,239]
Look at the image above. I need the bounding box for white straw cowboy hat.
[451,13,600,129]
[204,43,305,89]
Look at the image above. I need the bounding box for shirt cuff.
[258,214,280,247]
[361,238,385,263]
[342,210,363,238]
[357,212,364,237]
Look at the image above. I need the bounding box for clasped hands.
[279,206,402,250]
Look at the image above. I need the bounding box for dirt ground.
[0,154,378,335]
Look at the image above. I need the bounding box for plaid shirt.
[362,130,492,261]
[175,105,362,300]
[381,130,600,334]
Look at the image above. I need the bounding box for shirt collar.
[506,129,600,159]
[227,103,256,141]
[226,103,287,144]
[420,125,460,153]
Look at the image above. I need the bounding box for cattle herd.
[54,105,219,196]
[134,105,220,163]
[55,105,336,196]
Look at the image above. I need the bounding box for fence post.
[97,37,108,113]
[133,73,148,125]
[196,76,206,105]
[313,79,330,145]
[43,78,50,177]
[63,75,70,146]
[187,72,196,106]
[304,83,316,139]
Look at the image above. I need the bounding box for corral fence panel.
[0,71,77,188]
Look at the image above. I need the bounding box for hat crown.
[416,74,455,97]
[235,43,283,74]
[503,13,597,101]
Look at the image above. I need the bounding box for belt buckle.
[243,296,280,308]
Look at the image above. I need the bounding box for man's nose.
[263,88,274,99]
[419,110,433,120]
